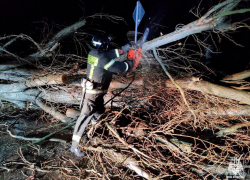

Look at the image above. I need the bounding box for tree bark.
[165,79,250,105]
[36,98,72,122]
[223,69,250,80]
[201,105,250,116]
[0,74,68,93]
[66,108,80,118]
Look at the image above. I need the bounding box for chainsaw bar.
[139,28,149,48]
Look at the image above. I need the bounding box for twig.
[153,47,197,124]
[154,134,192,163]
[18,147,35,167]
[36,118,75,132]
[105,122,170,166]
[21,122,74,149]
[216,121,250,135]
[86,169,103,177]
[69,159,81,180]
[5,124,66,143]
[98,152,110,180]
[0,166,11,172]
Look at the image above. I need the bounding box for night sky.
[0,0,249,73]
[0,0,199,36]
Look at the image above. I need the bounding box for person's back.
[87,49,116,90]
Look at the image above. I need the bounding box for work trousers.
[72,92,105,147]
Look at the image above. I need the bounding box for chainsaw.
[128,28,149,70]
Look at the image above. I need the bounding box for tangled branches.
[65,69,250,179]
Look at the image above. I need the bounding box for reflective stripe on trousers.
[85,89,107,94]
[72,135,81,142]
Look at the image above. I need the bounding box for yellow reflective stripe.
[88,55,99,66]
[87,54,99,80]
[115,49,120,57]
[72,135,81,142]
[86,89,107,94]
[89,65,95,80]
[104,59,115,70]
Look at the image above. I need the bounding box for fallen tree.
[1,0,250,179]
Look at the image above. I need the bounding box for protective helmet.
[92,33,111,52]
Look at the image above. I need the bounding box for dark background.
[0,0,249,74]
[0,0,201,38]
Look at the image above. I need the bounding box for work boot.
[91,112,102,126]
[70,146,85,157]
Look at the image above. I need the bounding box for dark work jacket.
[87,49,133,90]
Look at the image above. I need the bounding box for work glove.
[120,41,138,54]
[120,43,131,54]
[129,41,137,47]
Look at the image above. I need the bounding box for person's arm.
[104,60,134,73]
[118,42,134,55]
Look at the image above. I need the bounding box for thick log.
[142,20,213,52]
[67,76,144,89]
[0,87,124,109]
[24,74,68,87]
[115,0,239,63]
[0,73,30,82]
[0,68,50,81]
[66,108,80,118]
[35,98,72,122]
[223,70,250,80]
[165,79,250,105]
[109,77,144,89]
[41,89,80,104]
[0,74,68,93]
[41,89,123,106]
[2,68,44,76]
[0,68,45,81]
[231,86,250,90]
[0,89,40,103]
[5,100,26,109]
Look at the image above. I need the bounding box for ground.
[0,111,90,180]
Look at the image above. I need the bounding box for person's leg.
[71,94,96,157]
[73,110,87,135]
[75,114,93,138]
[71,109,88,157]
[91,94,105,125]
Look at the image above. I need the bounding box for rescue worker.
[70,32,140,157]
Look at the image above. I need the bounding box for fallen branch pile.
[0,0,250,179]
[73,68,250,179]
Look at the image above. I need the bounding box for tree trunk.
[165,79,250,105]
[115,0,240,62]
[223,69,250,80]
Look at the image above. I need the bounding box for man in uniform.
[70,33,140,157]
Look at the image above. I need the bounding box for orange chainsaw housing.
[127,47,142,71]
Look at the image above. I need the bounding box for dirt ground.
[0,111,90,180]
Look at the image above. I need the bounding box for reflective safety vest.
[87,49,130,90]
